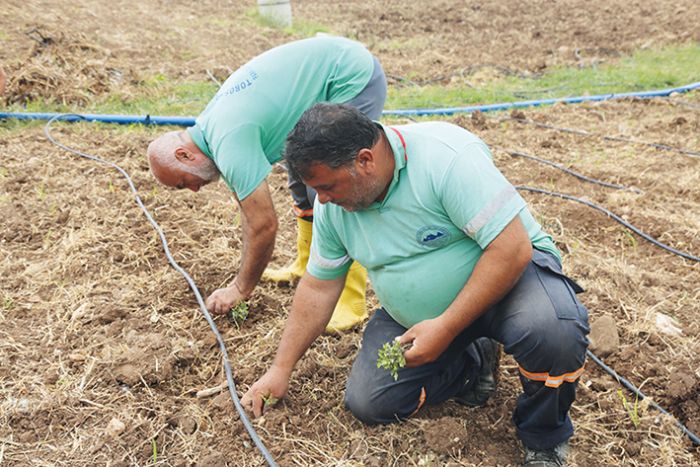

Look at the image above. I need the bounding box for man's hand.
[205,283,246,315]
[398,317,456,367]
[241,366,291,418]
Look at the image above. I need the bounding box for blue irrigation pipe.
[383,80,700,116]
[2,81,700,124]
[1,112,197,126]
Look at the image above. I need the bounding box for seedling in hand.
[230,301,249,327]
[377,338,408,381]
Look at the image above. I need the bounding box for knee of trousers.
[344,388,393,425]
[511,317,589,373]
[344,380,414,425]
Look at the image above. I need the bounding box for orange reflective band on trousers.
[518,365,585,388]
[409,387,427,417]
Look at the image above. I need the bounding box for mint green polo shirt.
[187,36,374,200]
[307,122,560,329]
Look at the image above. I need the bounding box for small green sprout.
[262,394,279,408]
[151,438,158,463]
[617,389,641,428]
[377,338,407,381]
[230,302,249,326]
[2,295,15,311]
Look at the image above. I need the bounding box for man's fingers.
[241,391,252,411]
[403,346,418,365]
[403,340,429,367]
[207,298,226,315]
[205,295,221,314]
[241,389,263,418]
[397,332,413,346]
[252,394,264,418]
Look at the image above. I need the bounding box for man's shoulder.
[401,121,483,146]
[399,122,488,165]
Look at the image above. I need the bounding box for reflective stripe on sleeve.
[462,185,517,237]
[518,364,585,388]
[310,247,351,270]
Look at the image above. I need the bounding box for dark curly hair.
[284,103,380,180]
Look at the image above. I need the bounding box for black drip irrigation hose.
[586,350,700,445]
[43,115,277,467]
[508,118,700,159]
[501,148,643,194]
[517,186,700,262]
[521,186,700,446]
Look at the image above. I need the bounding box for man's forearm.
[439,218,532,337]
[235,216,276,295]
[233,181,278,296]
[272,274,345,373]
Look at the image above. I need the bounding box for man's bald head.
[147,130,220,192]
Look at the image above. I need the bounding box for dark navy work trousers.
[344,248,590,451]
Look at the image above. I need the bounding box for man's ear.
[355,148,375,173]
[174,146,196,163]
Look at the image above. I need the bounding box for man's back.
[187,36,374,199]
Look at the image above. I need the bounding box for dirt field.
[1,1,699,466]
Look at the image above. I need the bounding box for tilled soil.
[2,0,699,103]
[2,95,698,466]
[1,1,700,466]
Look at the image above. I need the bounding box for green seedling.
[230,302,249,326]
[377,338,407,381]
[617,389,641,428]
[2,295,14,311]
[35,183,47,201]
[622,230,638,250]
[151,438,158,463]
[262,393,279,408]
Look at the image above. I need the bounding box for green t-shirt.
[307,122,560,328]
[187,36,374,200]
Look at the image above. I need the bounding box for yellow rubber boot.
[263,217,312,283]
[326,261,368,333]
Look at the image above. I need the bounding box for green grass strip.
[388,43,700,109]
[2,43,698,117]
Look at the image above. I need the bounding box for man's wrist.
[270,361,295,379]
[435,313,465,341]
[232,279,252,298]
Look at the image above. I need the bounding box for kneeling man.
[242,104,590,467]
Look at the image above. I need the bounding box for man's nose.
[188,185,200,193]
[317,192,331,204]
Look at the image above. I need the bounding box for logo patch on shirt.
[416,226,451,248]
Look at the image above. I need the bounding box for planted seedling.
[230,301,249,327]
[617,389,641,428]
[262,393,279,408]
[377,337,408,381]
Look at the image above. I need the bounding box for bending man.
[242,104,590,467]
[147,36,387,331]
